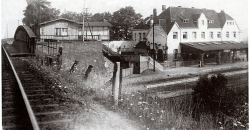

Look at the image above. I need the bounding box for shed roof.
[15,25,36,38]
[181,41,248,52]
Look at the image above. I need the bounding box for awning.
[181,41,248,52]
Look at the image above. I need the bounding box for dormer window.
[183,19,189,23]
[208,20,214,23]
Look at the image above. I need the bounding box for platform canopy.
[181,41,248,53]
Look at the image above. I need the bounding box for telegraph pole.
[153,23,155,72]
[82,0,85,41]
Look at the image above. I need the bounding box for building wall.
[221,20,240,42]
[40,20,79,40]
[82,26,110,40]
[40,20,111,41]
[132,29,148,42]
[167,23,181,53]
[146,26,168,52]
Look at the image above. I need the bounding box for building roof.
[181,41,248,52]
[79,22,113,27]
[156,6,235,34]
[39,18,78,25]
[15,25,36,38]
[39,18,112,27]
[134,22,150,29]
[134,41,149,49]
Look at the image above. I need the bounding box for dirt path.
[72,102,143,130]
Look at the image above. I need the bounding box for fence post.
[114,62,120,107]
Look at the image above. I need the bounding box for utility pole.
[83,8,90,40]
[82,0,85,41]
[153,23,155,72]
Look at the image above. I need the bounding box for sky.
[1,0,249,41]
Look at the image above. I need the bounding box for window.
[55,28,61,36]
[62,28,68,36]
[143,33,146,39]
[134,33,136,41]
[202,20,204,25]
[210,32,213,39]
[183,32,187,39]
[201,32,205,39]
[217,32,221,38]
[183,19,189,23]
[139,33,141,40]
[226,32,229,38]
[208,20,214,23]
[173,32,178,39]
[40,28,44,35]
[192,32,196,39]
[233,32,236,38]
[232,22,234,25]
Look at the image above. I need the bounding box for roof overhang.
[181,41,248,52]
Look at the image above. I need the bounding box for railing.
[2,46,40,130]
[38,35,110,41]
[140,55,164,71]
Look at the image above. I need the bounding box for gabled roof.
[39,18,112,27]
[217,10,235,27]
[39,18,78,25]
[156,6,235,29]
[134,22,150,29]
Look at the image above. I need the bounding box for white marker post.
[114,62,120,106]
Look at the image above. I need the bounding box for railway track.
[2,47,83,130]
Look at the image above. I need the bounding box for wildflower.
[220,127,223,129]
[161,110,165,113]
[59,85,62,88]
[157,110,159,113]
[139,115,142,118]
[233,122,237,126]
[139,97,142,100]
[130,103,133,106]
[138,102,142,105]
[144,107,149,110]
[151,118,154,121]
[131,94,134,97]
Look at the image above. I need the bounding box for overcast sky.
[1,0,248,40]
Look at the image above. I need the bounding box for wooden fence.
[122,67,133,77]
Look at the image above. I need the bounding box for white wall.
[146,26,167,53]
[167,23,181,53]
[221,20,240,42]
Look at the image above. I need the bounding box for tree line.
[23,0,144,40]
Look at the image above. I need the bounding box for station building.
[38,18,112,41]
[135,6,247,66]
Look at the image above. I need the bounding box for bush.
[192,73,228,117]
[192,73,249,129]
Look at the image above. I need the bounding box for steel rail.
[2,46,40,130]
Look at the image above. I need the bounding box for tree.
[111,6,143,40]
[90,12,112,22]
[61,11,83,22]
[23,0,60,27]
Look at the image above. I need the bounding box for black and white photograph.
[1,0,248,129]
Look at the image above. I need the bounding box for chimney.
[162,5,166,12]
[153,8,157,17]
[153,8,157,24]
